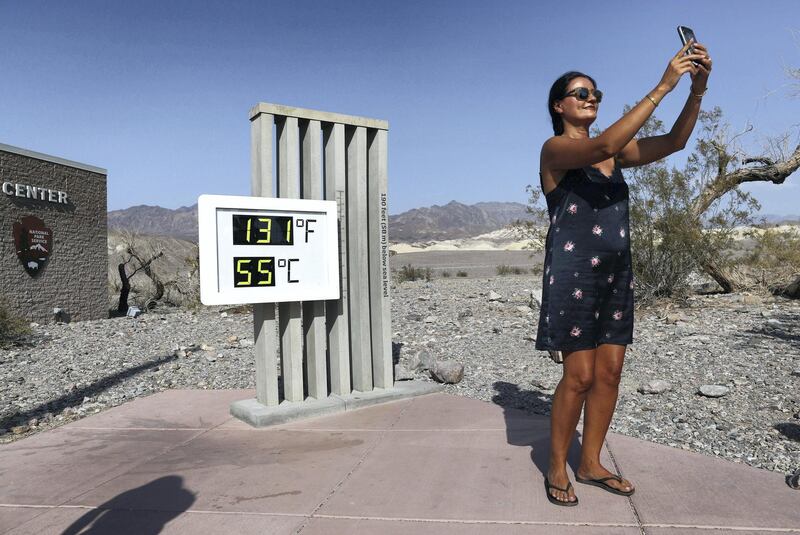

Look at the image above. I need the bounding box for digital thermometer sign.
[198,195,340,305]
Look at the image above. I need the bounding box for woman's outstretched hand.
[659,41,706,92]
[688,41,712,91]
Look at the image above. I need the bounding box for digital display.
[232,215,293,245]
[233,257,276,287]
[233,256,301,287]
[198,195,339,305]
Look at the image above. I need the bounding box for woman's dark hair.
[548,71,598,136]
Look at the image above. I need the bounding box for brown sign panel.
[12,216,53,277]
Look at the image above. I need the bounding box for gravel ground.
[1,273,799,481]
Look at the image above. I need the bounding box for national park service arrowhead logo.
[13,216,53,277]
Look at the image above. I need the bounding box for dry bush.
[0,300,30,347]
[395,264,432,283]
[738,224,800,292]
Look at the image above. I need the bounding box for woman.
[536,40,712,506]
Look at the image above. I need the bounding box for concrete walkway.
[1,389,797,534]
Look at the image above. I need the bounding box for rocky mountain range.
[107,201,799,244]
[107,200,541,243]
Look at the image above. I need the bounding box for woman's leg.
[547,348,596,502]
[576,343,634,492]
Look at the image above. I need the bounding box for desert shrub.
[627,107,763,305]
[0,300,30,347]
[441,270,452,278]
[496,265,526,275]
[456,270,468,277]
[739,224,800,291]
[396,264,432,283]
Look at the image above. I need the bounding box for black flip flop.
[544,476,579,506]
[575,473,635,496]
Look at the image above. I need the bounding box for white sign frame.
[198,194,340,305]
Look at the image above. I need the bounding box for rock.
[406,353,422,371]
[418,295,430,301]
[423,315,436,323]
[529,289,542,309]
[227,335,239,343]
[416,350,436,371]
[406,313,423,321]
[789,468,800,490]
[200,344,215,351]
[792,369,800,378]
[638,380,672,394]
[205,355,217,363]
[394,364,415,381]
[457,309,473,319]
[766,319,783,327]
[239,338,254,347]
[126,306,142,318]
[742,295,761,305]
[11,425,30,435]
[664,313,685,324]
[698,385,730,398]
[431,360,464,384]
[220,312,228,318]
[487,291,502,302]
[515,306,531,314]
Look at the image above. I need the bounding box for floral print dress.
[535,158,634,353]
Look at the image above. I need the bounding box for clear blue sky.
[1,1,798,216]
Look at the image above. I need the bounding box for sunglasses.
[562,87,603,103]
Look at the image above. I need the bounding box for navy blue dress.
[535,158,634,352]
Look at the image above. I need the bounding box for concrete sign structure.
[197,195,340,305]
[230,103,441,427]
[0,143,107,323]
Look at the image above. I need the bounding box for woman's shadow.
[61,476,195,534]
[491,381,585,478]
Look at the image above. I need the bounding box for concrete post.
[300,119,327,400]
[323,123,351,396]
[250,113,280,406]
[276,116,304,402]
[346,126,372,392]
[367,129,392,388]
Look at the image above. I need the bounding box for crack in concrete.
[294,399,414,534]
[605,436,646,535]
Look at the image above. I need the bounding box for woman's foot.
[576,462,635,493]
[546,469,577,503]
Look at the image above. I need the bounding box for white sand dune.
[390,222,799,254]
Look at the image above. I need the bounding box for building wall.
[0,145,107,323]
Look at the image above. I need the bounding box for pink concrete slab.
[0,506,51,534]
[648,528,795,535]
[5,507,303,534]
[67,429,384,515]
[217,397,414,431]
[320,428,637,524]
[606,432,800,530]
[64,389,255,430]
[0,428,200,506]
[302,517,643,534]
[391,393,551,431]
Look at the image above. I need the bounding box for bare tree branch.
[691,142,800,217]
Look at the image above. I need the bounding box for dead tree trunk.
[116,250,164,313]
[689,143,800,292]
[117,263,131,313]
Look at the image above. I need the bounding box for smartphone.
[677,26,700,67]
